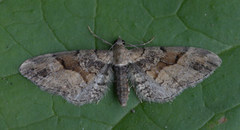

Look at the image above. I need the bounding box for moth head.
[114,37,125,46]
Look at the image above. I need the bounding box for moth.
[19,27,222,107]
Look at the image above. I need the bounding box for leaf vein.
[92,0,98,49]
[39,0,69,50]
[10,115,56,129]
[176,15,227,47]
[140,0,155,19]
[140,104,164,129]
[0,24,33,56]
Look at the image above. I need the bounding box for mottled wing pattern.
[128,47,222,102]
[19,50,113,105]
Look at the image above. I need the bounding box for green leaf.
[0,0,239,129]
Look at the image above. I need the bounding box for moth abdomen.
[113,65,129,106]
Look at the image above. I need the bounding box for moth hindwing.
[19,38,222,106]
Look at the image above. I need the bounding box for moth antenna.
[125,37,155,47]
[88,26,112,46]
[140,37,155,46]
[109,44,116,50]
[125,44,139,48]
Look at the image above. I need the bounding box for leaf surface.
[0,0,239,129]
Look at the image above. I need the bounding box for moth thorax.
[113,45,130,65]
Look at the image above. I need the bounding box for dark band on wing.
[135,47,189,80]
